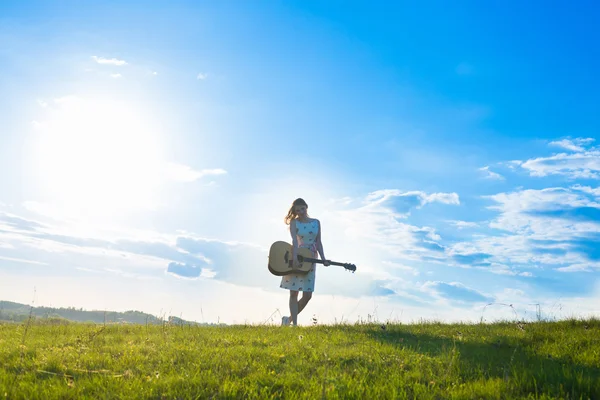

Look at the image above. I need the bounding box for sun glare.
[31,96,166,219]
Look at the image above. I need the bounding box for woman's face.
[294,204,307,217]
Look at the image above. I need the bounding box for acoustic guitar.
[268,241,356,276]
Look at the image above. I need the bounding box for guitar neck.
[303,257,347,267]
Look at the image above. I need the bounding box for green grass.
[1,318,599,399]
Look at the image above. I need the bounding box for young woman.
[280,198,330,326]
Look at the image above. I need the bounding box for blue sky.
[1,1,599,324]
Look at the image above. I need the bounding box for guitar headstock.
[344,263,356,273]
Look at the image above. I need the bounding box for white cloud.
[8,126,600,323]
[549,138,595,152]
[443,186,600,272]
[0,255,47,265]
[0,207,402,300]
[446,220,479,229]
[200,268,217,278]
[555,264,596,272]
[197,73,208,80]
[164,163,227,182]
[424,192,460,205]
[91,56,128,66]
[4,198,599,324]
[513,138,599,180]
[363,189,459,211]
[422,281,494,303]
[571,184,600,198]
[506,160,523,170]
[479,166,505,180]
[110,73,122,79]
[381,261,420,276]
[520,151,600,179]
[486,187,598,212]
[326,189,458,264]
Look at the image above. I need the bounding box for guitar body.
[268,241,315,276]
[267,240,357,276]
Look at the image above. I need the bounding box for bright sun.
[31,96,166,219]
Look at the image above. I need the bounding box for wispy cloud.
[0,206,413,299]
[0,212,263,284]
[110,73,122,79]
[164,163,227,182]
[323,160,600,287]
[549,138,595,152]
[424,192,461,205]
[424,281,494,304]
[446,220,479,229]
[0,212,46,232]
[572,184,600,198]
[381,261,420,276]
[0,255,48,266]
[447,186,600,273]
[327,189,459,263]
[363,189,459,213]
[91,56,128,66]
[506,160,523,170]
[555,263,599,272]
[5,134,598,318]
[479,166,505,180]
[196,73,208,80]
[520,151,600,180]
[516,137,599,180]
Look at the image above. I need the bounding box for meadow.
[1,317,599,399]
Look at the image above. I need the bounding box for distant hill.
[0,300,215,325]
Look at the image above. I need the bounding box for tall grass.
[1,318,599,399]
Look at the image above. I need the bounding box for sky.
[1,1,599,325]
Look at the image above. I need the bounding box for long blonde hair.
[284,198,309,225]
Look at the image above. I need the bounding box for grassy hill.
[0,300,203,326]
[1,318,598,399]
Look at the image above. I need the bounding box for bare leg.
[289,290,299,325]
[298,292,313,314]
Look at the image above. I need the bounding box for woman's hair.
[284,198,309,225]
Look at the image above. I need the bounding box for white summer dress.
[280,219,319,292]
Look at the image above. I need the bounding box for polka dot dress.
[280,219,319,292]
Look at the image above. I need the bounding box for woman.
[280,198,330,326]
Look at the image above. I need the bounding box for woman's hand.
[292,251,301,269]
[323,260,331,267]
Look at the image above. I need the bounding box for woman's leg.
[297,291,313,314]
[289,290,299,325]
